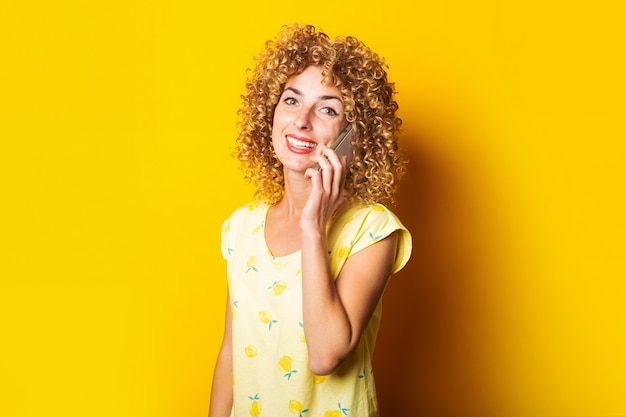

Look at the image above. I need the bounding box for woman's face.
[272,66,348,172]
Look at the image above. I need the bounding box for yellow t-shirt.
[221,201,412,417]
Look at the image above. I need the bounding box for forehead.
[283,66,341,99]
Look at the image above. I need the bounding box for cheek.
[270,112,279,138]
[270,126,282,151]
[271,110,292,142]
[272,104,288,125]
[325,125,346,145]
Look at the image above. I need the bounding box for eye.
[321,106,339,116]
[283,97,297,105]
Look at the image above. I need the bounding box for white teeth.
[287,136,316,149]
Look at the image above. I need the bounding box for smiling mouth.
[287,136,317,150]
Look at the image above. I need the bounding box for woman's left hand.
[301,144,348,231]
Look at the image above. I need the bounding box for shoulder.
[331,203,412,274]
[336,203,407,235]
[223,201,267,227]
[221,201,268,259]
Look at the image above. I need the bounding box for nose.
[294,107,313,130]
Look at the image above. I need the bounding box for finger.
[310,153,332,174]
[334,155,348,198]
[322,146,346,189]
[319,144,342,168]
[322,150,346,200]
[322,159,336,195]
[312,154,334,194]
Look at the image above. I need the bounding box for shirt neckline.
[261,203,302,262]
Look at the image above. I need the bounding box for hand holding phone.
[313,125,354,171]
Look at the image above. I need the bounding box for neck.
[276,173,311,220]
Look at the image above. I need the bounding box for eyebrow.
[284,87,343,103]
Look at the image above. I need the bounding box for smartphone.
[313,124,354,171]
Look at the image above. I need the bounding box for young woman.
[209,24,412,417]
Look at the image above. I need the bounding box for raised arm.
[300,141,402,375]
[301,228,398,375]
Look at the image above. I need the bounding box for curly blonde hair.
[235,23,407,207]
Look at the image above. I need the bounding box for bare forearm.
[301,228,355,375]
[301,226,398,376]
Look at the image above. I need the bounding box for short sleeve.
[219,201,267,280]
[221,216,232,261]
[220,204,246,281]
[220,203,249,260]
[348,204,412,275]
[332,204,412,274]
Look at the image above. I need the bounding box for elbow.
[308,355,344,376]
[307,345,356,376]
[306,327,362,375]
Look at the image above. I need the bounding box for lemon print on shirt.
[366,205,386,241]
[252,221,264,235]
[324,403,350,416]
[259,310,278,330]
[231,300,238,320]
[288,399,309,416]
[337,241,353,261]
[268,280,288,296]
[249,394,261,417]
[246,256,258,273]
[278,355,298,380]
[244,345,257,358]
[313,374,326,384]
[358,367,370,379]
[298,322,305,343]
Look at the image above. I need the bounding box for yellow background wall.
[1,1,624,416]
